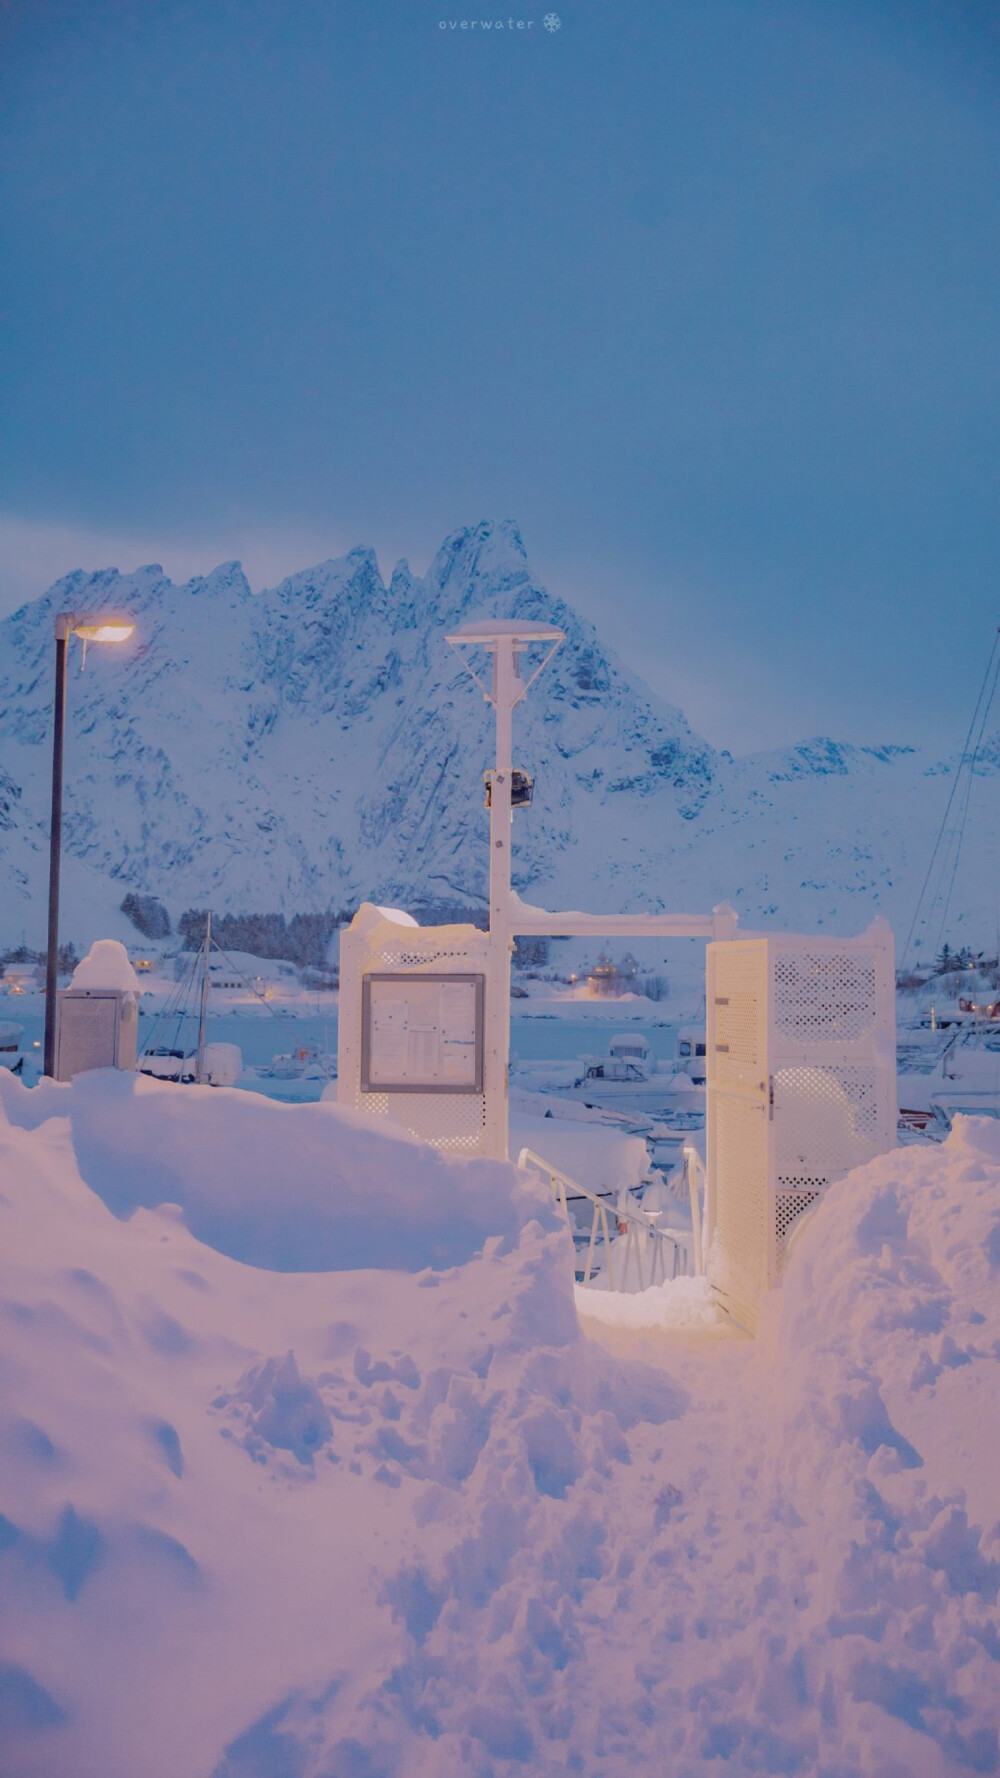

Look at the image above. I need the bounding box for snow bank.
[0,1067,71,1129]
[9,1068,553,1273]
[748,1113,1000,1774]
[574,1273,723,1331]
[1,1076,999,1778]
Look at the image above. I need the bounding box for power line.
[932,642,1000,960]
[900,625,1000,973]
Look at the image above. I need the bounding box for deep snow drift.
[1,1069,999,1777]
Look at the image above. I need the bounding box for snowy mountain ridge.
[0,519,995,952]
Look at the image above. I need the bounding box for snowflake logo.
[543,11,562,31]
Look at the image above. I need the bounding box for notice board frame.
[360,971,485,1094]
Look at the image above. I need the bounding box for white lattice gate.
[706,920,896,1331]
[338,904,498,1157]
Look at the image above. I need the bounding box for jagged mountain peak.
[182,560,253,600]
[426,520,531,606]
[0,520,993,947]
[264,550,371,599]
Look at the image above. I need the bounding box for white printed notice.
[365,975,482,1091]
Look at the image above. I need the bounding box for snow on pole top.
[69,939,141,993]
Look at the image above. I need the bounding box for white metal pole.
[485,638,518,1160]
[195,911,212,1084]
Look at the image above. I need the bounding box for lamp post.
[43,614,135,1077]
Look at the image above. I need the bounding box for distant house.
[587,951,617,996]
[586,951,641,997]
[208,961,244,991]
[2,964,41,995]
[172,949,303,995]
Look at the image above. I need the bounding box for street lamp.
[43,613,135,1077]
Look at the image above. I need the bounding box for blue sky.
[1,0,997,751]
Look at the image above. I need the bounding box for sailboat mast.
[195,911,212,1083]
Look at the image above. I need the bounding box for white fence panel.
[707,921,896,1331]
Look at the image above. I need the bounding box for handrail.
[517,1147,692,1293]
[682,1144,707,1277]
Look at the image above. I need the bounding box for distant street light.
[43,613,135,1077]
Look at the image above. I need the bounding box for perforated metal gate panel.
[56,995,118,1080]
[772,949,878,1047]
[54,990,138,1081]
[338,905,495,1156]
[357,1089,487,1151]
[707,924,896,1331]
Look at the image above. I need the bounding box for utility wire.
[139,932,296,1064]
[900,626,1000,972]
[932,643,1000,960]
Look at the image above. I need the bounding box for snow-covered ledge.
[508,890,738,941]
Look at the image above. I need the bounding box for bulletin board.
[360,972,485,1094]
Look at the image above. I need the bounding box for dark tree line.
[935,943,993,974]
[1,942,78,973]
[120,893,172,938]
[178,909,344,969]
[178,903,492,967]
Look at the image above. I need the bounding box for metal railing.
[683,1142,710,1277]
[518,1147,703,1294]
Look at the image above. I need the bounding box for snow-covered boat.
[0,1020,26,1075]
[139,1046,196,1083]
[675,1026,707,1086]
[258,1047,335,1081]
[139,1042,243,1087]
[259,1052,304,1080]
[897,1025,1000,1139]
[576,1031,652,1084]
[648,1112,705,1163]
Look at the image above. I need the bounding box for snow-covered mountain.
[0,519,995,953]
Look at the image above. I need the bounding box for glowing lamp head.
[55,611,135,645]
[72,621,134,643]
